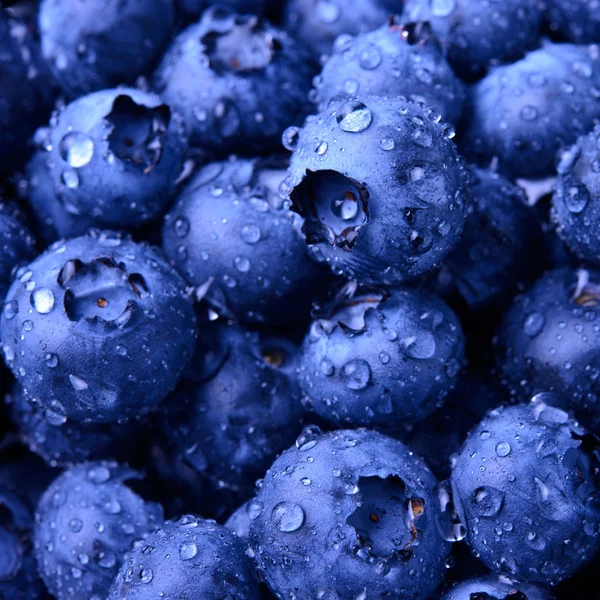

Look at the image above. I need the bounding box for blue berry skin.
[544,0,600,44]
[441,574,552,600]
[0,206,36,302]
[25,151,95,248]
[495,267,600,433]
[401,0,541,81]
[283,0,389,59]
[7,382,148,467]
[153,7,316,155]
[312,19,464,124]
[163,157,327,328]
[163,322,305,495]
[0,230,197,424]
[44,88,187,230]
[39,0,174,97]
[552,126,600,263]
[249,427,451,600]
[460,43,600,180]
[285,96,469,284]
[299,283,465,431]
[108,515,261,600]
[0,488,47,600]
[442,166,543,311]
[34,462,164,600]
[450,398,600,584]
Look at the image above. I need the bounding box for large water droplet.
[179,541,198,560]
[358,45,382,70]
[495,442,511,457]
[174,217,190,238]
[272,502,305,533]
[473,486,505,517]
[296,425,321,451]
[282,126,301,151]
[61,169,80,189]
[240,224,261,244]
[59,132,95,168]
[336,101,372,133]
[246,499,264,520]
[233,256,250,273]
[87,465,110,484]
[31,288,55,314]
[564,184,590,214]
[523,312,545,338]
[3,300,18,320]
[342,359,371,390]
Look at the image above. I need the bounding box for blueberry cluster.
[0,1,599,599]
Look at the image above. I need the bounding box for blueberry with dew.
[460,43,600,179]
[43,88,187,230]
[285,95,469,283]
[313,18,464,124]
[298,282,465,431]
[153,6,317,155]
[450,397,600,584]
[1,230,197,423]
[39,0,174,97]
[249,427,451,600]
[34,462,163,600]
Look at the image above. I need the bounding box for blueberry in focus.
[283,0,389,59]
[312,18,464,124]
[39,0,174,97]
[24,150,95,248]
[544,0,600,44]
[7,382,148,467]
[495,267,600,432]
[299,282,465,431]
[1,230,197,423]
[108,515,261,599]
[285,95,469,283]
[552,125,600,263]
[163,321,305,495]
[441,166,543,311]
[34,462,163,600]
[43,88,187,230]
[460,43,600,180]
[450,397,600,584]
[441,574,552,600]
[163,157,326,327]
[153,6,317,155]
[401,0,541,81]
[249,427,451,600]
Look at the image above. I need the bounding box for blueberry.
[34,462,163,600]
[441,574,552,600]
[299,282,465,431]
[108,515,261,599]
[25,150,95,248]
[286,95,469,283]
[7,382,148,467]
[249,427,451,600]
[283,0,389,59]
[552,126,600,263]
[495,267,600,432]
[441,166,543,311]
[0,487,47,599]
[0,230,197,423]
[544,0,600,44]
[450,397,600,584]
[163,321,304,495]
[401,0,541,80]
[39,0,174,97]
[163,157,327,327]
[312,19,464,124]
[0,204,36,302]
[153,6,316,155]
[460,43,600,180]
[43,88,187,230]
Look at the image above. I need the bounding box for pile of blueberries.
[2,0,600,598]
